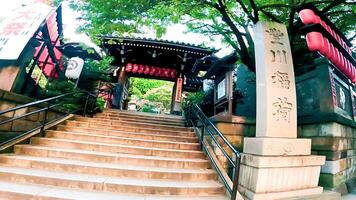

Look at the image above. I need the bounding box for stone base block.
[312,137,352,151]
[238,185,323,200]
[319,172,346,188]
[239,154,325,193]
[299,123,354,138]
[315,150,348,161]
[325,183,349,196]
[243,137,311,156]
[321,158,350,174]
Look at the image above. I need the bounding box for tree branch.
[258,4,292,10]
[235,0,257,23]
[248,0,259,23]
[325,10,353,16]
[214,0,253,70]
[348,33,356,43]
[321,0,345,13]
[260,10,282,23]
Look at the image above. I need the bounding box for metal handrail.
[186,104,241,200]
[0,91,98,148]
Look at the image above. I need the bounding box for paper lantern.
[149,66,156,76]
[170,69,177,78]
[132,64,139,73]
[65,57,84,79]
[125,63,133,72]
[299,9,316,25]
[163,68,170,77]
[138,64,144,74]
[306,32,323,51]
[320,37,330,56]
[144,65,150,75]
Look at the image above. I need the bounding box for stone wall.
[0,89,65,142]
[299,122,356,194]
[210,115,255,171]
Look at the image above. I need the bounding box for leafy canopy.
[69,0,355,71]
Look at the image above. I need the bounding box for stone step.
[57,125,196,137]
[0,155,215,181]
[31,136,204,158]
[96,113,184,124]
[0,181,228,200]
[0,166,224,195]
[14,145,210,169]
[76,116,186,127]
[102,110,184,120]
[66,120,193,133]
[47,129,198,144]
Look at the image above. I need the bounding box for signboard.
[217,78,226,100]
[65,57,84,79]
[0,3,52,60]
[254,22,297,138]
[175,77,183,102]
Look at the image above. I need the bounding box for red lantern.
[352,64,356,83]
[132,64,139,73]
[163,68,170,77]
[345,60,353,79]
[154,68,161,77]
[126,63,133,72]
[306,32,323,51]
[320,37,330,56]
[144,65,150,74]
[138,64,144,74]
[149,66,156,76]
[325,40,334,59]
[325,25,332,36]
[170,69,177,78]
[320,21,327,30]
[299,9,316,25]
[314,16,321,24]
[329,46,339,65]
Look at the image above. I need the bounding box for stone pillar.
[238,22,325,200]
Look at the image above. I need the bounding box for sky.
[0,0,233,57]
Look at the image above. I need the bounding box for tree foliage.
[69,0,355,71]
[128,78,174,110]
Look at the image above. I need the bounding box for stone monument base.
[238,185,323,200]
[238,137,325,200]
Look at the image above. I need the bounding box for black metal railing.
[186,104,241,200]
[0,91,97,148]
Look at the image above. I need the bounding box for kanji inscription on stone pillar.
[253,21,297,138]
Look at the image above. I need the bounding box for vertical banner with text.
[175,77,183,103]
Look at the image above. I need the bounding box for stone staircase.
[0,110,228,200]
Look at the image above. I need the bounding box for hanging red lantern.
[149,66,156,76]
[299,9,316,25]
[155,68,162,77]
[170,69,177,78]
[163,68,170,77]
[125,63,133,72]
[306,32,323,52]
[132,64,139,73]
[144,65,150,75]
[138,64,144,74]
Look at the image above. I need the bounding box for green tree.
[69,0,355,71]
[128,78,168,98]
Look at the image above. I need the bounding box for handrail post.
[40,103,50,137]
[231,154,241,200]
[83,94,90,116]
[200,125,205,151]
